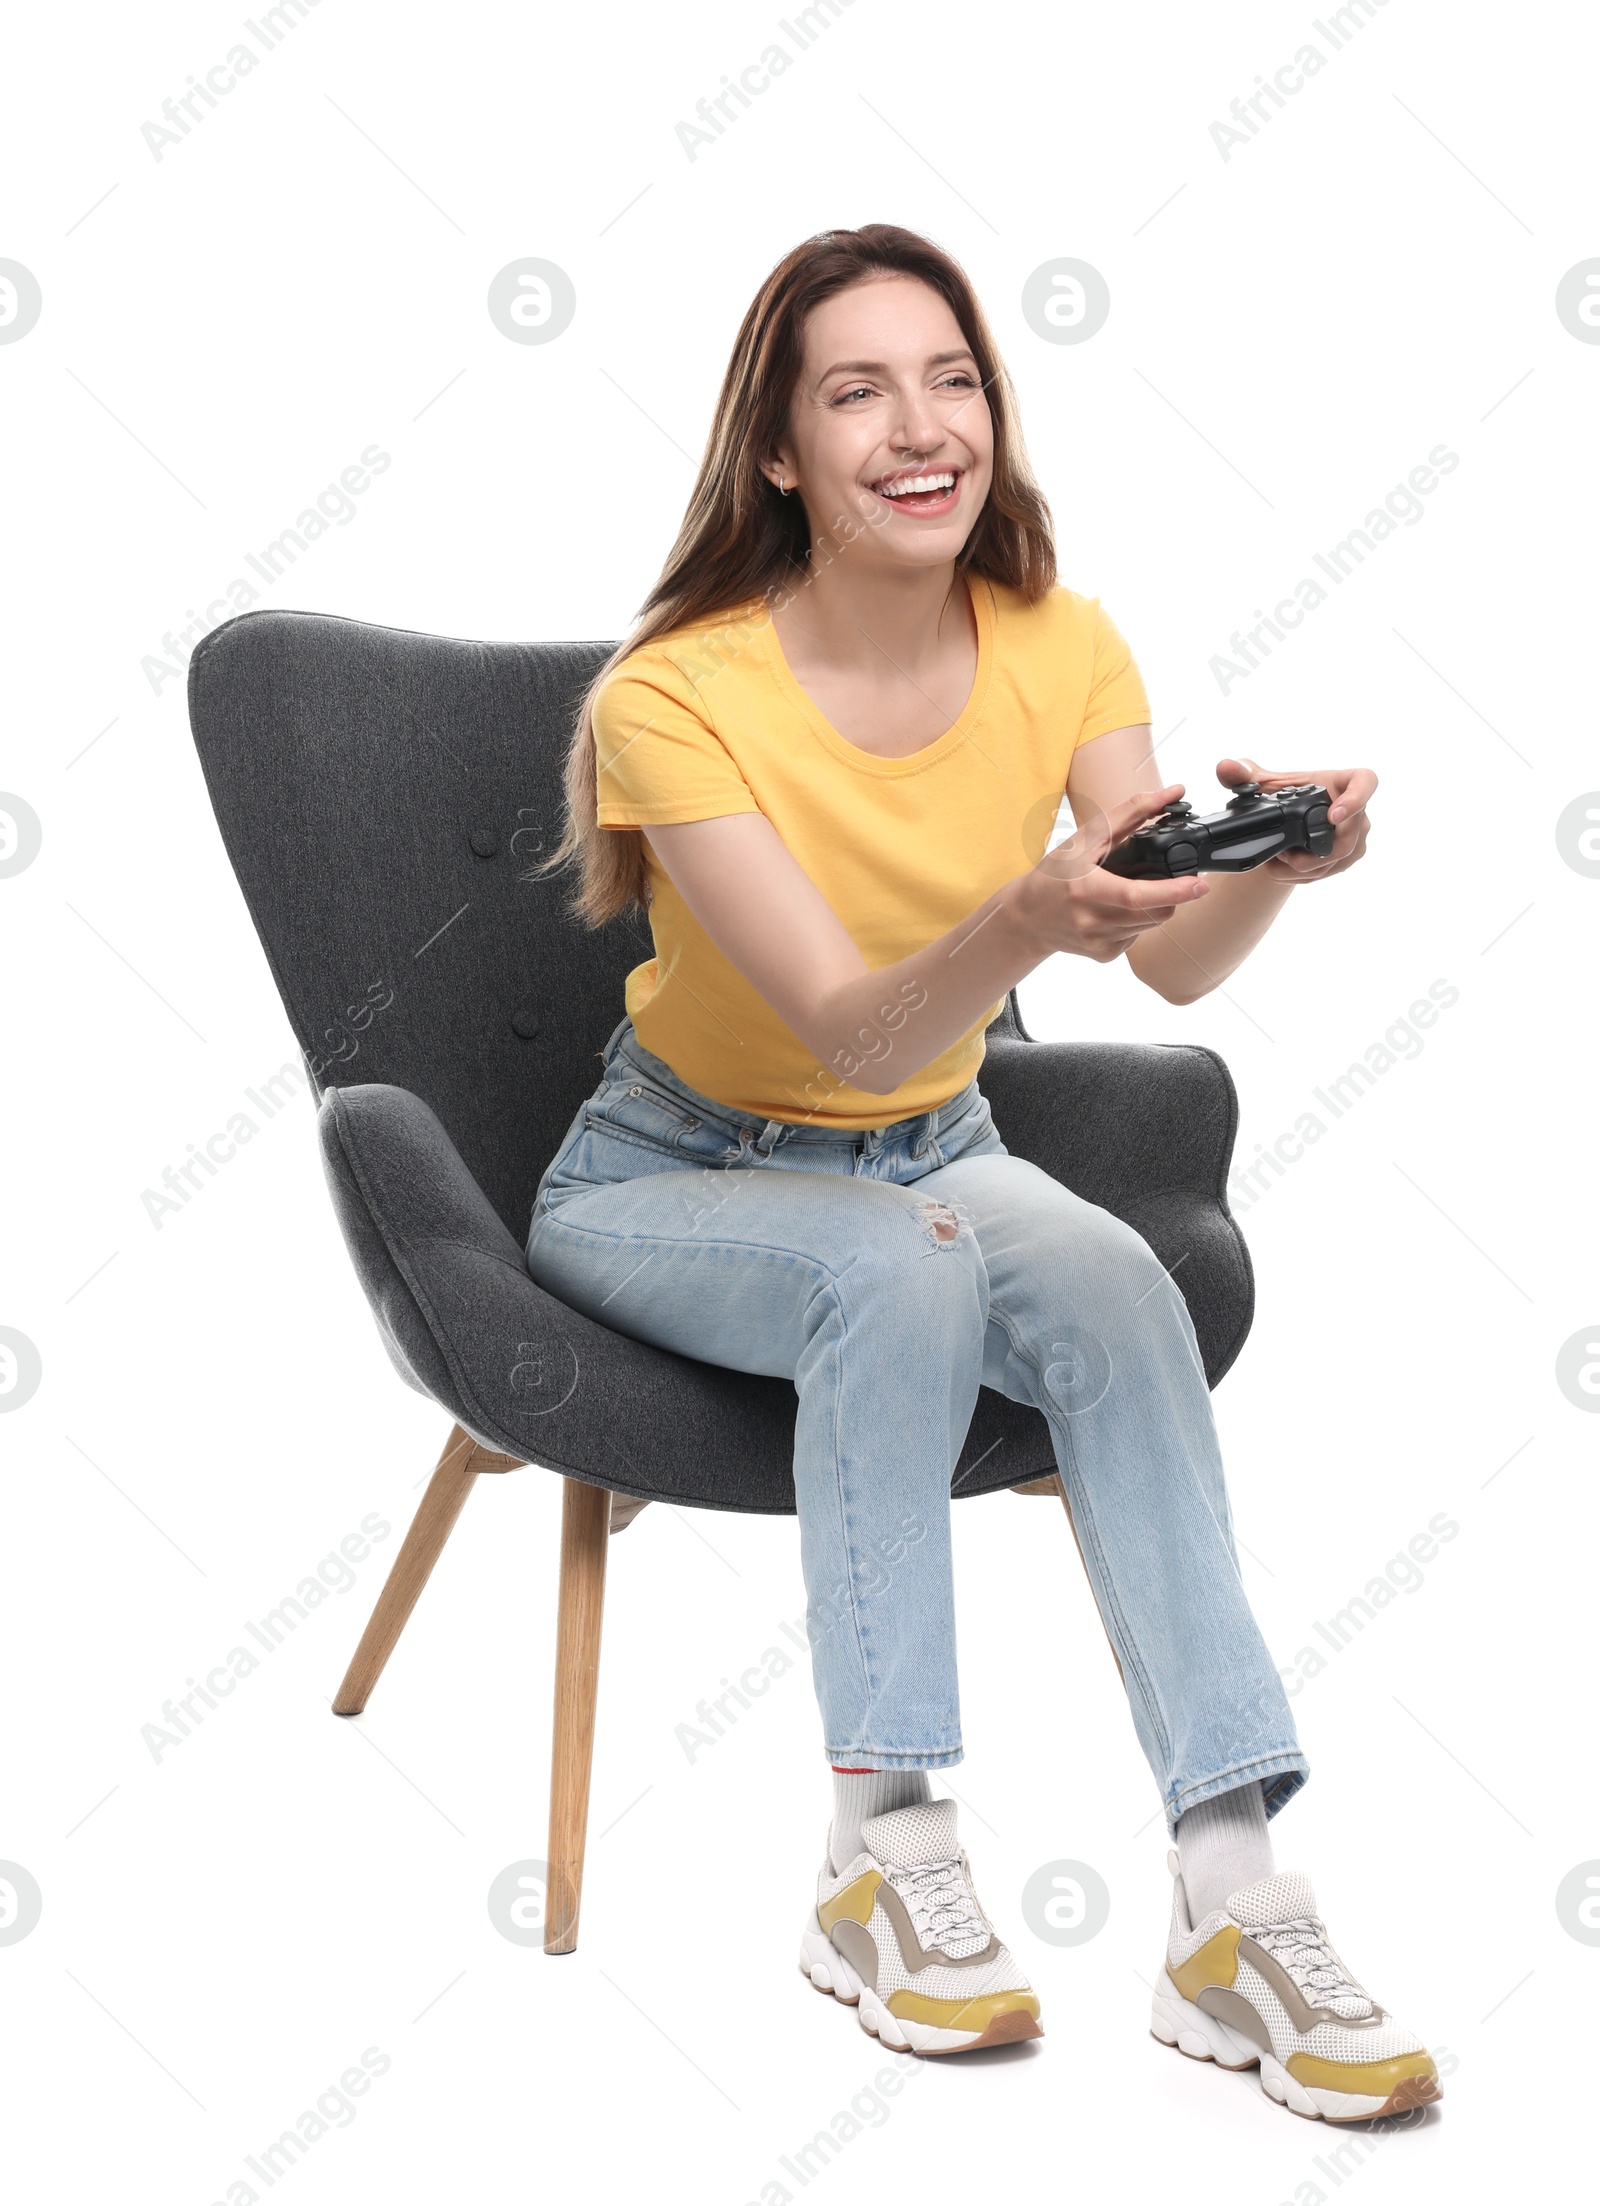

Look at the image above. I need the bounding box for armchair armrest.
[315,1081,829,1513]
[318,1081,554,1432]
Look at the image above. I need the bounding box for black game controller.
[1098,780,1336,878]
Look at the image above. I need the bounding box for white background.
[2,0,1596,2198]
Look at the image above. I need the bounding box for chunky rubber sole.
[1150,1980,1442,2123]
[798,1916,1042,2056]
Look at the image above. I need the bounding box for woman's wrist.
[993,872,1049,964]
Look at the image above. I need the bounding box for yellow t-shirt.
[592,574,1150,1128]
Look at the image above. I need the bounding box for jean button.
[628,1084,642,1096]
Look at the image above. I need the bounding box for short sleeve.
[1077,601,1151,744]
[592,657,761,829]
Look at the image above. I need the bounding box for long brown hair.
[532,222,1058,925]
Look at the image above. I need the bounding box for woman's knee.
[1085,1205,1168,1296]
[1026,1187,1163,1294]
[1006,1198,1183,1376]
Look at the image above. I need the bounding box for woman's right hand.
[1010,782,1210,964]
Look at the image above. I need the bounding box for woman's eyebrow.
[814,348,977,381]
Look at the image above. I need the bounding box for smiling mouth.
[871,468,962,512]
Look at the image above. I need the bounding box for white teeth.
[878,472,957,498]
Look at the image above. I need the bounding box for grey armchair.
[187,608,1255,1951]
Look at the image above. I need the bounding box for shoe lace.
[1250,1916,1374,2018]
[887,1854,990,1951]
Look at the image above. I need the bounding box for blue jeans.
[526,1017,1307,1830]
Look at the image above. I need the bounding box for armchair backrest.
[188,610,651,1242]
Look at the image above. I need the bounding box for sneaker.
[798,1797,1042,2055]
[1150,1854,1441,2121]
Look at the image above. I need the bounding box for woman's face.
[765,273,994,575]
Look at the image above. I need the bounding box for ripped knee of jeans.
[917,1199,963,1245]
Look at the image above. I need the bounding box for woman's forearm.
[814,878,1045,1096]
[823,854,1278,1095]
[1126,866,1296,1005]
[644,799,1218,1104]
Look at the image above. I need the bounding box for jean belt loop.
[756,1118,783,1158]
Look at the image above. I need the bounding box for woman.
[527,224,1439,2119]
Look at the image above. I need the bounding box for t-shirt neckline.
[758,572,996,776]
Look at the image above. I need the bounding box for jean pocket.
[584,1077,736,1161]
[933,1085,1002,1164]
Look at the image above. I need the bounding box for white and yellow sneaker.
[799,1798,1042,2056]
[1151,1856,1441,2121]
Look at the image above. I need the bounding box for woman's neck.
[774,553,971,679]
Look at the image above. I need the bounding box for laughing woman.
[527,224,1439,2119]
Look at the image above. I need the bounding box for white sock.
[828,1767,931,1873]
[1176,1780,1274,1921]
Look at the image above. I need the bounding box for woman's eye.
[834,384,875,404]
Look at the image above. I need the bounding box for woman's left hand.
[1214,755,1376,882]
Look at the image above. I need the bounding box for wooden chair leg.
[608,1492,650,1533]
[332,1424,483,1716]
[544,1478,611,1955]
